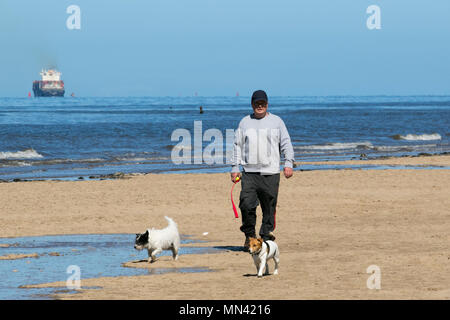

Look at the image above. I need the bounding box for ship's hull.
[33,88,65,97]
[32,81,65,97]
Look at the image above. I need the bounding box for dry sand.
[2,155,450,299]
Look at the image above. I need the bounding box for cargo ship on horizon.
[32,69,65,97]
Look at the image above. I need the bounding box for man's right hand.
[230,172,241,183]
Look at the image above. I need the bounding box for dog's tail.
[165,216,180,246]
[164,216,178,230]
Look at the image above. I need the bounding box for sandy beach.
[1,155,449,299]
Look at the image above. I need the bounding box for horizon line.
[2,94,450,99]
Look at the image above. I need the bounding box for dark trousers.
[239,171,280,240]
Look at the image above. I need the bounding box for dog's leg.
[264,262,270,275]
[147,249,154,263]
[252,256,260,273]
[273,250,280,275]
[171,245,179,261]
[150,248,162,263]
[257,256,266,278]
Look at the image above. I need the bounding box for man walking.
[231,90,294,251]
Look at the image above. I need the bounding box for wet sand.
[299,154,450,167]
[0,253,39,260]
[1,155,450,299]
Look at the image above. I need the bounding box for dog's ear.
[144,230,149,235]
[257,238,263,244]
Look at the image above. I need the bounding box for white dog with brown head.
[248,237,280,278]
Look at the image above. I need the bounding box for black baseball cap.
[251,90,268,104]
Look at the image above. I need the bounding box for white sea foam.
[115,156,172,162]
[394,133,442,141]
[373,144,437,152]
[0,161,32,168]
[115,157,149,162]
[0,149,44,160]
[295,141,373,151]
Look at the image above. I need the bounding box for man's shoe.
[243,235,255,252]
[266,232,276,241]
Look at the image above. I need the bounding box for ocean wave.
[0,161,32,168]
[295,142,373,151]
[38,158,104,165]
[372,146,413,152]
[114,156,172,162]
[0,158,106,168]
[294,141,443,154]
[372,144,436,152]
[0,149,44,160]
[391,133,442,141]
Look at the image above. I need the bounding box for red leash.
[231,176,240,218]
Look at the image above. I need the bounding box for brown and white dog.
[248,237,280,278]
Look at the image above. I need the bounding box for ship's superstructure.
[32,69,65,97]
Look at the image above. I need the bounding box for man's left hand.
[283,167,293,179]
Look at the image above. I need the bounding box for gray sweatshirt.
[231,112,295,174]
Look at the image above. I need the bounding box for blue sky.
[1,0,449,97]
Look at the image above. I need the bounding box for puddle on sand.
[0,234,223,300]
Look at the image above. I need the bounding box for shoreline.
[1,153,449,184]
[299,153,450,166]
[1,154,449,299]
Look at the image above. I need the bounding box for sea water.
[0,96,449,180]
[0,234,223,300]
